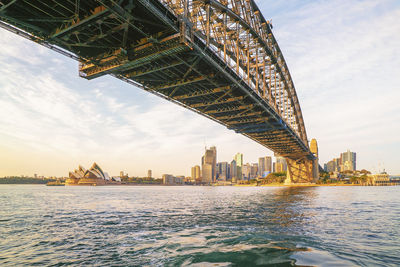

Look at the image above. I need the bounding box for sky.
[0,0,399,177]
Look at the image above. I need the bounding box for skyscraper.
[250,163,258,179]
[202,146,217,184]
[340,150,356,171]
[191,165,201,181]
[326,160,336,172]
[147,170,152,178]
[276,157,287,172]
[258,157,265,177]
[210,146,217,181]
[217,162,229,181]
[258,156,272,177]
[265,156,272,173]
[234,153,243,180]
[230,159,237,182]
[242,163,251,180]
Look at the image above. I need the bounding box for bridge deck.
[0,0,313,161]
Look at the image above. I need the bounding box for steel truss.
[0,0,317,181]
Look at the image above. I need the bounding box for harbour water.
[0,185,399,266]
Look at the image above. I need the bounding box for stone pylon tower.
[284,138,319,184]
[310,138,319,181]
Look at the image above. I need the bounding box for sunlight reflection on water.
[0,185,399,266]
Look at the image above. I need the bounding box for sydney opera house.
[66,163,119,186]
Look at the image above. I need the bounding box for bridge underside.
[0,0,318,182]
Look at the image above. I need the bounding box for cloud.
[0,0,399,175]
[257,0,400,173]
[0,27,269,177]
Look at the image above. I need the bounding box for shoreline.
[1,183,398,187]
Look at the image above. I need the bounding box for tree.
[360,169,371,175]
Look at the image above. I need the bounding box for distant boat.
[46,180,65,186]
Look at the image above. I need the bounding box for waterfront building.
[326,160,337,173]
[217,162,229,181]
[325,157,345,173]
[230,160,237,183]
[202,146,217,183]
[242,163,251,180]
[251,163,258,179]
[191,165,201,180]
[275,162,284,172]
[340,150,356,171]
[66,163,113,186]
[195,165,201,180]
[202,163,213,184]
[147,170,152,178]
[210,146,217,182]
[162,174,184,185]
[335,158,340,172]
[258,156,272,177]
[369,173,390,186]
[234,153,243,180]
[120,171,124,177]
[191,166,195,180]
[276,157,287,172]
[176,175,185,184]
[163,174,174,185]
[216,162,221,179]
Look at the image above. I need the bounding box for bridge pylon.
[284,157,319,184]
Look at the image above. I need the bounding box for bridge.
[0,0,318,183]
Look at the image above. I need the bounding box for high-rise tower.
[340,150,356,171]
[234,153,243,180]
[230,159,237,182]
[258,156,272,177]
[202,146,217,183]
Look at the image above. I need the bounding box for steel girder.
[0,0,315,166]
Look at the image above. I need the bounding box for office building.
[230,159,237,182]
[275,162,285,172]
[242,163,251,180]
[147,170,152,178]
[202,146,217,183]
[326,160,336,173]
[234,153,243,180]
[162,174,184,185]
[340,150,356,171]
[250,163,258,179]
[210,146,217,181]
[191,165,201,180]
[258,156,272,177]
[276,157,287,172]
[217,162,229,181]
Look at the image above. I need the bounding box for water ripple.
[0,185,399,266]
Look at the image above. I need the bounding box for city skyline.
[0,0,399,177]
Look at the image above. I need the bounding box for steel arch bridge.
[0,0,318,183]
